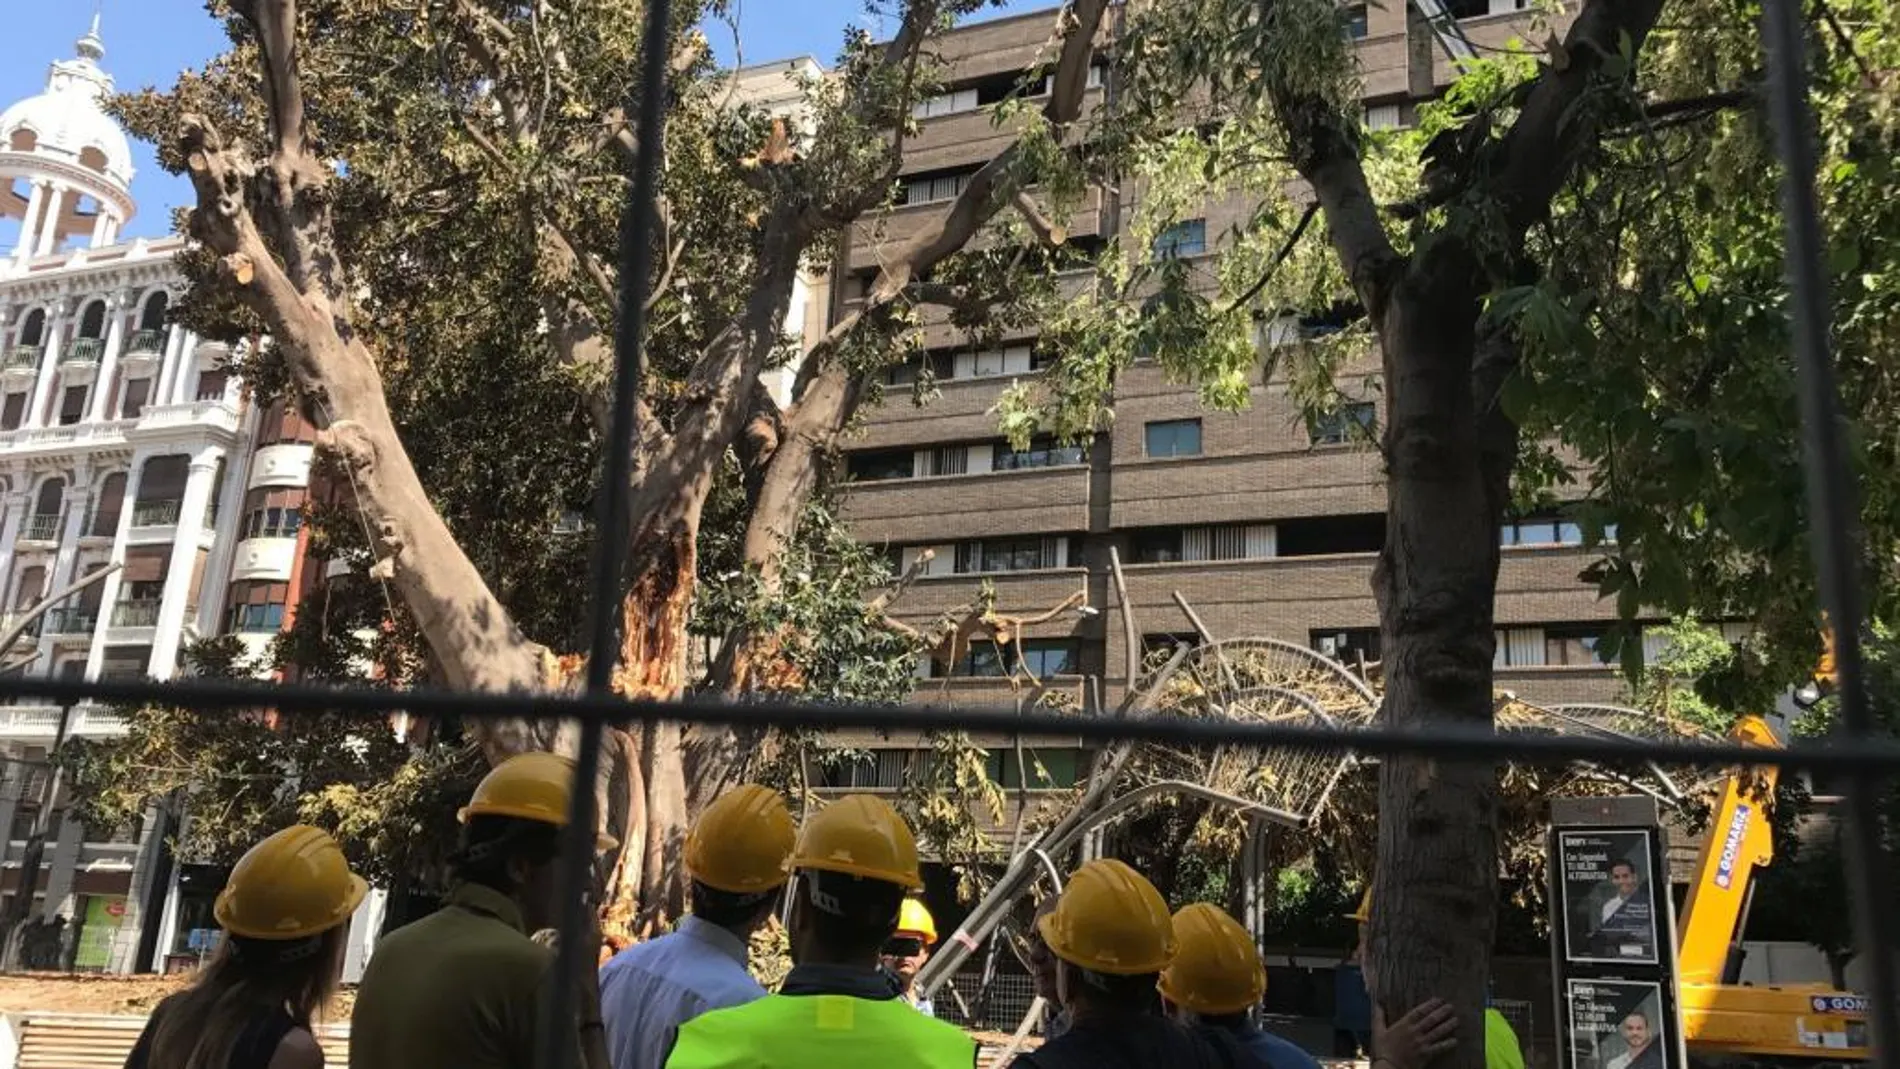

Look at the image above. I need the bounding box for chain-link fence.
[0,0,1893,1067]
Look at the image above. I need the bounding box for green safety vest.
[1485,1008,1526,1069]
[665,992,977,1069]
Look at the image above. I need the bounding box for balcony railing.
[3,614,44,640]
[127,329,164,355]
[131,499,182,527]
[4,347,41,371]
[111,600,162,628]
[63,337,105,364]
[21,514,60,541]
[44,607,98,635]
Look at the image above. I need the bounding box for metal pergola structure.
[0,1,1893,1067]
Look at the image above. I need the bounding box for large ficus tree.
[125,0,1114,934]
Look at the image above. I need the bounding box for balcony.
[133,399,240,437]
[43,607,98,637]
[111,600,162,628]
[131,499,181,527]
[3,346,41,372]
[20,514,60,542]
[62,337,105,365]
[841,464,1090,544]
[2,614,44,641]
[127,329,164,355]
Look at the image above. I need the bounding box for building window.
[1312,628,1381,664]
[955,536,1070,574]
[963,639,1080,678]
[986,748,1084,788]
[994,438,1085,471]
[225,580,290,634]
[1344,2,1370,36]
[0,393,25,431]
[1445,0,1488,15]
[240,506,303,540]
[1365,103,1404,129]
[1500,516,1585,547]
[846,449,915,482]
[57,385,87,426]
[920,445,968,477]
[903,170,974,206]
[195,369,230,402]
[913,87,980,119]
[120,378,150,419]
[1544,627,1605,667]
[1131,524,1276,564]
[1308,402,1376,445]
[1152,219,1207,259]
[884,351,954,386]
[1144,419,1203,458]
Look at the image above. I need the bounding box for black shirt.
[1016,1014,1248,1069]
[125,1003,298,1069]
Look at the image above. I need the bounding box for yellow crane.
[1675,714,1870,1065]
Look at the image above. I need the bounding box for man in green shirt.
[350,753,611,1069]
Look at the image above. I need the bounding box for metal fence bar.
[537,0,674,1065]
[1760,0,1900,1060]
[11,675,1900,773]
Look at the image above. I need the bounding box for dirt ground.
[0,972,188,1015]
[0,973,361,1018]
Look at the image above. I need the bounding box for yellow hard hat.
[459,752,618,852]
[787,794,923,890]
[685,784,795,894]
[1037,859,1175,975]
[214,825,368,941]
[1345,888,1371,923]
[1158,903,1267,1015]
[897,897,938,944]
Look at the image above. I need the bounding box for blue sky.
[3,0,1048,248]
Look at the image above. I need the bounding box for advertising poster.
[1567,979,1672,1069]
[1558,829,1660,965]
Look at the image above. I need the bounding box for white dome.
[0,23,135,192]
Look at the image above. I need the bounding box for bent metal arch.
[0,1,1892,1068]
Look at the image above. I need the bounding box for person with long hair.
[125,824,367,1069]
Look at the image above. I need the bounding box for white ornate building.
[0,21,318,973]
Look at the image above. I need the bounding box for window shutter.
[956,542,980,574]
[1642,629,1672,666]
[1244,524,1277,559]
[1182,527,1212,562]
[1210,526,1244,560]
[1507,628,1543,666]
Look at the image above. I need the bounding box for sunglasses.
[882,937,926,957]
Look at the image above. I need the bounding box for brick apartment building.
[828,1,1639,726]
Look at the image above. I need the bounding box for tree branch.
[181,1,547,699]
[1489,0,1672,236]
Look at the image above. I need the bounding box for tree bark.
[1367,255,1504,1069]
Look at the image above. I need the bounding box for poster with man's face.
[1567,980,1672,1069]
[1558,829,1660,965]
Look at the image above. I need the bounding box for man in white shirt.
[1603,1009,1661,1069]
[599,785,795,1069]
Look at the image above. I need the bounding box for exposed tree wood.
[180,1,549,709]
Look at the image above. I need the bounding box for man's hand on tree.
[1374,997,1459,1069]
